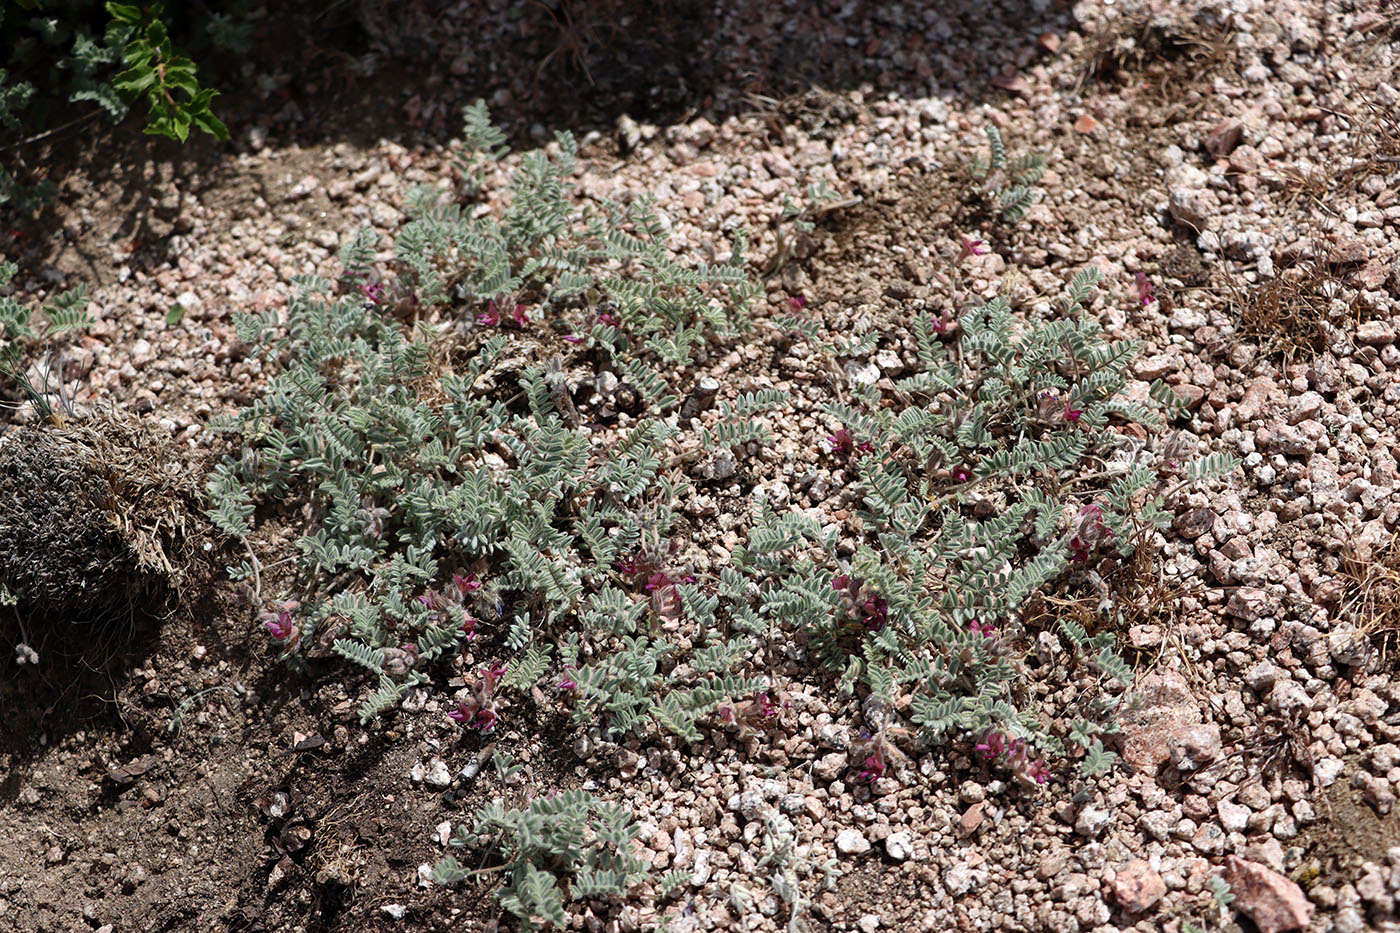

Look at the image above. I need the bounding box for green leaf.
[166,304,186,325]
[1186,452,1240,483]
[189,96,228,139]
[111,65,157,95]
[432,854,469,884]
[106,2,143,24]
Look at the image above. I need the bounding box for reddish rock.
[1074,114,1100,134]
[1226,586,1272,621]
[1355,259,1391,290]
[992,74,1030,95]
[1113,859,1166,913]
[1133,353,1176,380]
[1357,320,1397,346]
[1327,237,1368,266]
[1229,145,1262,174]
[1208,548,1234,584]
[1168,724,1222,771]
[1224,857,1314,933]
[1118,671,1219,776]
[1175,508,1216,540]
[1219,537,1252,561]
[1172,384,1206,409]
[959,801,985,836]
[1344,519,1394,563]
[1169,187,1216,230]
[1205,119,1246,159]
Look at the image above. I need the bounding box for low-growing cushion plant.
[206,103,768,729]
[206,103,1241,924]
[806,266,1238,776]
[963,124,1046,224]
[431,753,666,931]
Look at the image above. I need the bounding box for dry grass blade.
[1078,11,1235,103]
[1337,525,1400,670]
[1230,265,1346,363]
[532,0,624,88]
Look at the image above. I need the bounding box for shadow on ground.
[2,0,1070,259]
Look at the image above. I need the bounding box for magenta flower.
[558,674,578,691]
[264,609,296,642]
[969,619,996,639]
[1039,391,1083,424]
[360,281,385,304]
[861,594,889,632]
[447,696,498,731]
[1069,503,1113,564]
[477,302,500,326]
[974,729,1050,784]
[957,236,989,262]
[598,311,620,326]
[510,303,529,327]
[859,753,886,784]
[562,334,582,343]
[788,294,806,311]
[930,309,953,334]
[953,466,971,483]
[975,731,1006,761]
[827,428,873,458]
[1134,271,1155,306]
[832,574,888,632]
[718,692,785,736]
[422,574,483,638]
[448,663,508,731]
[646,570,684,622]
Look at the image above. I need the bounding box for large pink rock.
[1117,671,1221,776]
[1224,856,1314,933]
[1112,859,1166,914]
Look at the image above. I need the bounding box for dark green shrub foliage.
[1,0,234,208]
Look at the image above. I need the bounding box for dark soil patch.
[1294,759,1400,891]
[0,579,512,932]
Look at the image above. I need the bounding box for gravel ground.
[3,1,1400,931]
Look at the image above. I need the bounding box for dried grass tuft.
[1079,11,1234,100]
[0,404,204,625]
[1338,527,1400,671]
